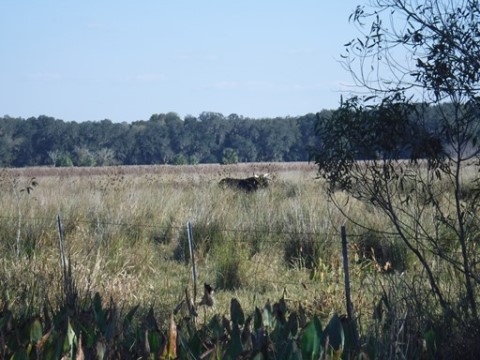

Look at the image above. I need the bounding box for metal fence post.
[187,221,197,304]
[341,224,360,349]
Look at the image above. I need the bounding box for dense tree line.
[0,111,326,167]
[0,103,459,167]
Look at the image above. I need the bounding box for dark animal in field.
[198,283,215,307]
[219,174,270,192]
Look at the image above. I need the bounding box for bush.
[221,148,239,164]
[213,238,248,290]
[283,233,322,269]
[353,231,408,273]
[55,152,73,167]
[173,221,225,262]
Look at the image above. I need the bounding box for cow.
[219,173,270,192]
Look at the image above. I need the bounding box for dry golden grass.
[0,162,405,325]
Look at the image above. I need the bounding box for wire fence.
[0,211,419,326]
[0,214,402,241]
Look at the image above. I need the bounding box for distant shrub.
[353,231,408,273]
[221,148,239,164]
[213,239,248,290]
[172,154,188,165]
[173,221,224,262]
[55,152,73,167]
[283,233,328,269]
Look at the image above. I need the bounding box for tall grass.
[0,162,476,357]
[0,164,351,316]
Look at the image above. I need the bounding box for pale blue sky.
[1,1,362,123]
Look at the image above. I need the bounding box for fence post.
[341,224,359,348]
[57,214,76,308]
[187,221,197,304]
[57,215,66,273]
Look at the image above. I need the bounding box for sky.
[0,1,363,123]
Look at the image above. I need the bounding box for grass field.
[0,162,376,319]
[3,161,468,357]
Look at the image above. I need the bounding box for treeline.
[0,103,457,167]
[0,111,328,167]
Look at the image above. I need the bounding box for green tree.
[225,133,258,162]
[172,153,188,165]
[314,0,480,338]
[162,113,195,162]
[73,146,96,166]
[0,109,326,166]
[256,118,299,161]
[55,152,73,167]
[47,150,61,166]
[196,112,232,162]
[106,122,134,164]
[221,148,239,164]
[293,113,323,161]
[96,148,117,166]
[0,116,22,166]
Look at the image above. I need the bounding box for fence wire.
[0,212,421,321]
[0,214,405,242]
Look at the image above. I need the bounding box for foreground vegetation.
[0,162,477,358]
[313,0,480,358]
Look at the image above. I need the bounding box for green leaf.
[207,314,224,340]
[29,318,43,344]
[105,316,117,342]
[301,316,323,360]
[263,302,273,329]
[424,329,437,357]
[185,331,203,358]
[225,323,243,360]
[123,304,139,329]
[145,306,159,331]
[93,292,102,313]
[93,292,106,332]
[63,318,77,355]
[0,309,13,331]
[324,314,345,356]
[148,330,162,354]
[282,338,303,360]
[77,321,96,348]
[287,313,299,337]
[252,353,264,360]
[10,349,28,360]
[297,304,307,329]
[254,307,263,331]
[230,298,245,325]
[275,298,287,323]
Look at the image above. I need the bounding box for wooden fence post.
[341,224,360,348]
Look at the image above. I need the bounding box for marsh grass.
[0,161,475,354]
[0,164,345,313]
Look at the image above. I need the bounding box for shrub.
[353,231,408,273]
[283,233,321,269]
[213,238,248,290]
